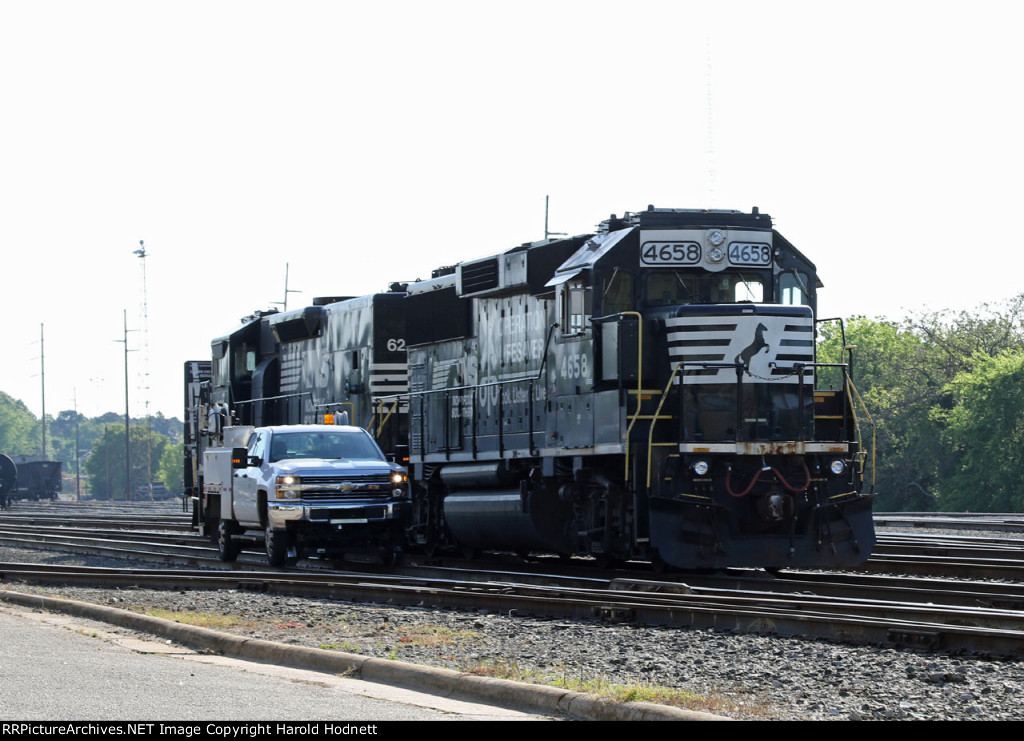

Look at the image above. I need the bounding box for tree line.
[0,393,183,500]
[818,294,1024,512]
[4,293,1024,510]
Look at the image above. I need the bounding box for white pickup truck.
[205,424,410,566]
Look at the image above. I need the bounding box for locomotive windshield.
[644,270,768,306]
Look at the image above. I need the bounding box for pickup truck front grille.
[297,474,394,500]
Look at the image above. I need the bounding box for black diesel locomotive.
[186,206,875,570]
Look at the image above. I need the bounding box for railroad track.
[2,502,1023,657]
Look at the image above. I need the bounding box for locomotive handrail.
[646,363,682,489]
[233,391,312,407]
[314,400,356,425]
[843,371,877,494]
[368,398,400,438]
[231,391,314,425]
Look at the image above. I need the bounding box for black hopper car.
[1,455,61,502]
[186,206,875,570]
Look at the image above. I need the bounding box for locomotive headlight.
[706,230,726,263]
[692,460,710,476]
[275,475,301,499]
[829,459,847,476]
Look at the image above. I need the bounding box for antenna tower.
[133,241,153,500]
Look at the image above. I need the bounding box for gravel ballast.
[3,544,1024,721]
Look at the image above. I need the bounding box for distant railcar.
[0,454,17,508]
[8,457,61,501]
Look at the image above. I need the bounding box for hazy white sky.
[2,0,1021,420]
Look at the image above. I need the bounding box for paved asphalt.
[0,589,722,722]
[0,607,545,721]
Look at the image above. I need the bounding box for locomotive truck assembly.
[185,206,875,569]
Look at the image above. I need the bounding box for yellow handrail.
[370,398,400,439]
[843,372,876,493]
[646,364,682,489]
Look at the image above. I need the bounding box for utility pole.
[73,389,80,501]
[38,323,48,459]
[134,241,153,500]
[104,426,110,500]
[122,310,130,500]
[116,310,137,501]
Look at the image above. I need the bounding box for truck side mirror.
[231,448,249,469]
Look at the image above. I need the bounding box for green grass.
[319,641,362,653]
[463,658,773,717]
[394,625,479,647]
[136,607,255,629]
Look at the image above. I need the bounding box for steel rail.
[4,558,1024,657]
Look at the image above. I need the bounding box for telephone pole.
[39,323,47,459]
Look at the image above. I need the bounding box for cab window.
[561,281,591,335]
[247,431,266,461]
[779,270,811,306]
[601,269,633,315]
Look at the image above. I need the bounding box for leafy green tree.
[933,351,1024,512]
[0,392,39,456]
[158,442,184,496]
[818,297,1024,512]
[817,317,945,510]
[1,390,185,498]
[905,295,1024,369]
[83,425,170,500]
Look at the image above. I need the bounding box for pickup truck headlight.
[275,475,302,499]
[390,471,408,498]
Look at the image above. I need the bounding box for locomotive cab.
[408,207,873,570]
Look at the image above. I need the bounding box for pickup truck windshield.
[268,431,385,462]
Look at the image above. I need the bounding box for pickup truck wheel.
[217,520,241,562]
[380,547,404,567]
[265,523,290,567]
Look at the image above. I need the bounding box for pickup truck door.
[232,430,264,526]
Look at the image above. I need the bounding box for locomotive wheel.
[217,520,241,562]
[265,523,291,567]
